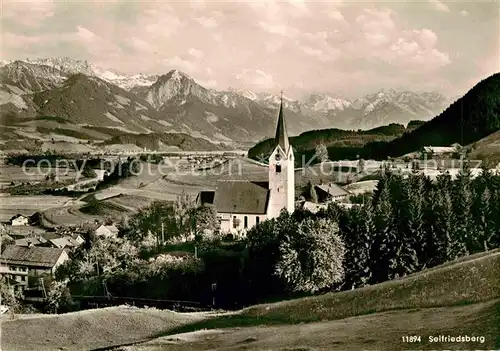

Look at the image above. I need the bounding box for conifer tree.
[307,181,318,203]
[430,190,455,265]
[395,173,424,275]
[341,204,373,289]
[371,186,395,283]
[474,188,497,251]
[450,163,474,258]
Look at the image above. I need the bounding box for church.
[197,95,295,235]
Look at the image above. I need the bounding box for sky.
[1,0,499,100]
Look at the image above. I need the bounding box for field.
[0,195,73,222]
[164,158,361,190]
[124,301,498,350]
[2,249,498,350]
[344,180,379,195]
[0,164,80,188]
[3,157,498,228]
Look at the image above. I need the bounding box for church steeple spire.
[275,90,289,153]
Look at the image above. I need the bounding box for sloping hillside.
[467,130,500,166]
[127,301,498,350]
[0,307,207,351]
[248,123,415,161]
[32,74,173,134]
[3,249,498,350]
[366,72,500,158]
[103,132,224,151]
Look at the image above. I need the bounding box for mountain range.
[0,57,451,146]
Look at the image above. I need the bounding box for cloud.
[356,8,396,33]
[129,37,156,53]
[235,69,276,89]
[258,22,299,37]
[141,6,183,38]
[163,56,197,74]
[76,26,98,42]
[189,0,205,10]
[404,28,438,49]
[1,0,491,99]
[284,0,311,17]
[328,9,345,21]
[188,48,205,59]
[2,0,55,28]
[195,16,218,28]
[298,31,340,61]
[387,36,450,68]
[364,33,391,46]
[195,78,217,88]
[428,0,450,13]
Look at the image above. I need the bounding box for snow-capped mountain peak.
[5,57,159,91]
[302,94,351,112]
[227,87,258,101]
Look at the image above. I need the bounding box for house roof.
[49,237,75,248]
[14,237,47,247]
[202,181,270,214]
[10,214,28,221]
[423,146,456,153]
[315,183,350,197]
[0,245,65,268]
[95,224,119,235]
[197,191,215,205]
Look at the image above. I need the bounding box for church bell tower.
[267,92,295,218]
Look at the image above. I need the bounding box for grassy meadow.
[2,249,498,350]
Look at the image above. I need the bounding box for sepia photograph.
[0,0,499,350]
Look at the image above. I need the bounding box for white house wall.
[219,213,266,236]
[51,250,70,274]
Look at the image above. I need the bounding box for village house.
[421,144,462,159]
[9,214,29,226]
[315,183,351,203]
[0,245,69,294]
[94,224,119,238]
[197,94,295,235]
[48,236,83,249]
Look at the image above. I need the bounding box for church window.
[276,164,281,173]
[244,216,248,228]
[233,216,240,229]
[256,216,260,225]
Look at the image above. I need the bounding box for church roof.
[274,94,290,153]
[199,181,269,214]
